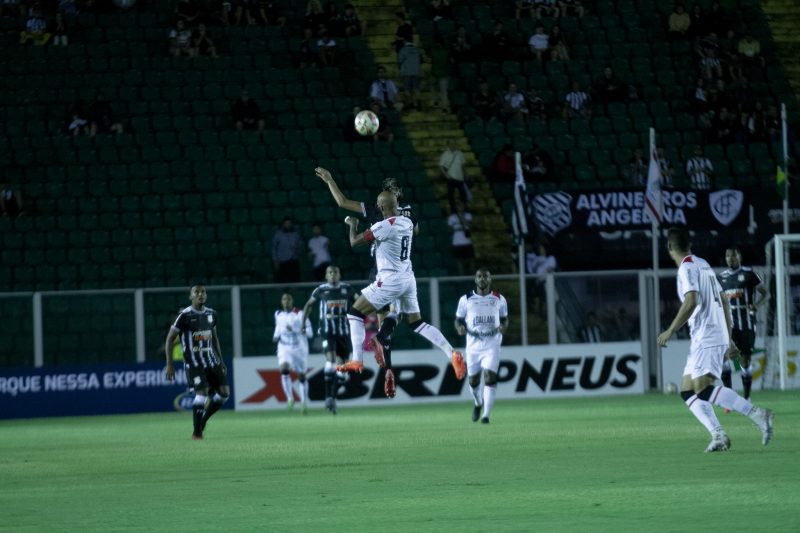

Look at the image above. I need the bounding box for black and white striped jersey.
[718,266,762,331]
[311,282,356,336]
[171,306,222,369]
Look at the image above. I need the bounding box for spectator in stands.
[526,242,557,314]
[369,66,401,110]
[298,38,318,69]
[428,0,451,42]
[766,104,781,143]
[515,0,535,20]
[734,77,757,113]
[580,312,605,343]
[738,34,764,72]
[502,83,529,124]
[558,0,583,18]
[691,77,709,115]
[685,145,714,190]
[699,47,723,80]
[710,106,734,143]
[1,0,25,19]
[688,3,707,38]
[89,93,124,136]
[528,24,549,65]
[451,24,473,64]
[168,19,193,57]
[626,148,648,187]
[256,0,285,26]
[272,216,303,283]
[0,182,25,218]
[341,3,362,37]
[668,4,691,40]
[67,99,90,136]
[19,5,51,46]
[549,24,569,61]
[657,147,675,188]
[523,143,555,182]
[439,139,470,213]
[594,65,625,106]
[370,101,394,143]
[231,89,265,131]
[526,88,547,121]
[484,20,512,63]
[746,102,768,143]
[316,29,337,65]
[398,38,422,110]
[177,0,200,24]
[534,0,560,19]
[393,11,413,53]
[304,0,325,34]
[429,43,451,111]
[473,79,499,121]
[323,1,341,36]
[706,1,730,38]
[707,78,734,116]
[563,81,591,118]
[192,24,218,58]
[307,222,332,281]
[490,143,516,183]
[448,203,475,276]
[53,9,68,47]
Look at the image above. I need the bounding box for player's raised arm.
[316,167,363,213]
[345,216,370,247]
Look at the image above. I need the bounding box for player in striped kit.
[273,293,313,414]
[301,265,356,414]
[657,228,773,452]
[455,268,508,424]
[164,285,229,440]
[717,246,768,399]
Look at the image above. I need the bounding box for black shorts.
[323,334,351,358]
[186,364,228,393]
[731,329,756,357]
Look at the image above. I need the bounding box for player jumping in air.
[301,265,356,414]
[657,228,773,452]
[455,268,509,424]
[273,293,313,414]
[165,285,230,440]
[336,189,466,397]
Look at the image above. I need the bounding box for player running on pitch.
[455,268,508,424]
[336,189,466,397]
[273,293,313,414]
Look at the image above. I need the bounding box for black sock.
[742,374,752,399]
[721,369,732,389]
[377,315,397,342]
[192,406,205,436]
[324,371,336,400]
[203,399,224,422]
[384,346,393,370]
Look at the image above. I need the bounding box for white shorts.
[278,346,308,373]
[360,272,420,315]
[466,348,500,377]
[683,344,725,379]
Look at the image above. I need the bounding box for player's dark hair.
[476,266,491,275]
[667,227,691,252]
[726,244,741,253]
[382,177,403,199]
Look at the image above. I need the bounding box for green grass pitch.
[2,391,798,532]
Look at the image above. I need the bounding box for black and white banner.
[530,188,747,235]
[233,343,646,410]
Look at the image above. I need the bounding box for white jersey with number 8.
[364,216,414,275]
[677,254,729,351]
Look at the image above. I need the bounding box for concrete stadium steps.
[762,0,800,97]
[349,0,513,275]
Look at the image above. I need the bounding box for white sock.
[740,364,751,377]
[482,385,496,419]
[722,359,731,373]
[685,394,722,433]
[280,374,294,401]
[711,386,753,416]
[348,314,365,363]
[297,380,307,404]
[324,361,336,373]
[469,383,482,406]
[413,321,454,360]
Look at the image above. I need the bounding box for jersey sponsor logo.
[192,330,212,342]
[473,315,496,325]
[709,189,744,226]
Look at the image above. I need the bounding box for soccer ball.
[354,110,380,136]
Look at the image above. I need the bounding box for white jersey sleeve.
[272,311,281,341]
[455,295,468,319]
[677,255,728,350]
[499,294,508,319]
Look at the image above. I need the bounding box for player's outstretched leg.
[681,388,728,451]
[410,319,466,379]
[201,392,229,432]
[280,367,295,410]
[373,312,397,369]
[708,385,773,445]
[339,308,366,373]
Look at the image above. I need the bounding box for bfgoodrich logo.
[709,189,743,226]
